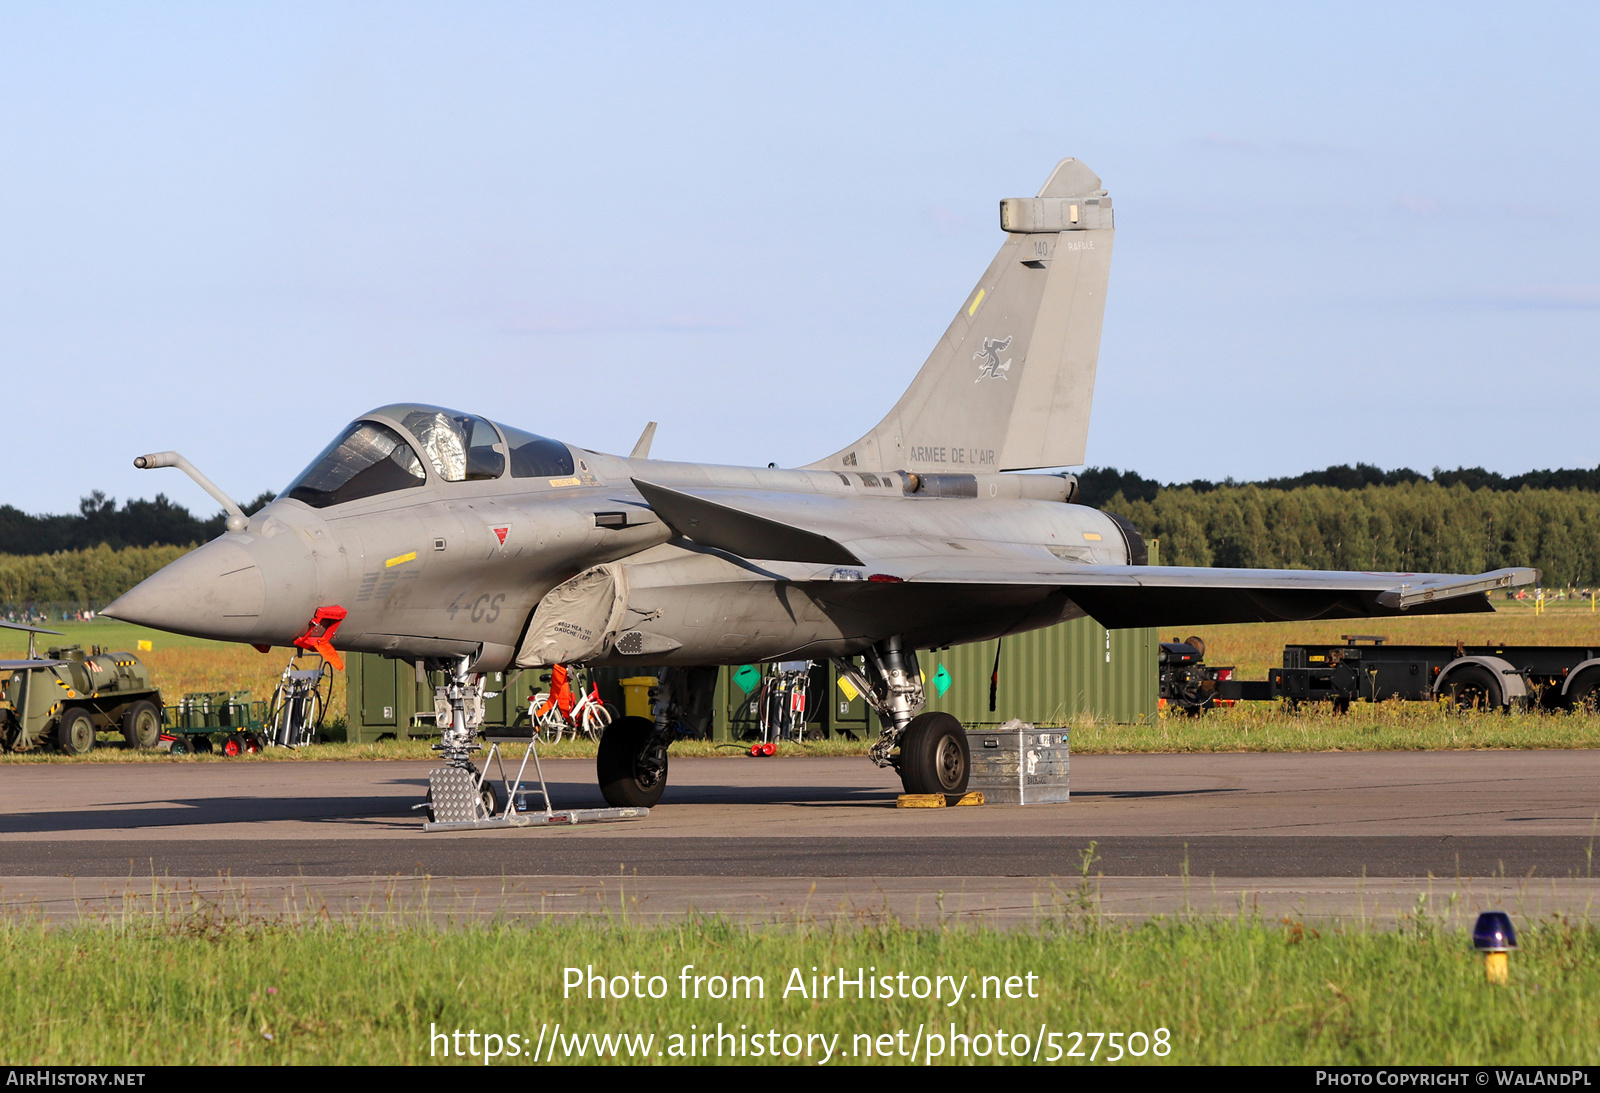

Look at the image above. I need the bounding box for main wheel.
[1445,665,1503,711]
[597,716,668,808]
[1565,671,1600,714]
[122,700,162,750]
[57,707,96,755]
[897,711,970,795]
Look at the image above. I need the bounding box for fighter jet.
[104,157,1536,808]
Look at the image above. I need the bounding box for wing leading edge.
[833,559,1537,628]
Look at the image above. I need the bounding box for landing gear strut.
[421,656,495,823]
[834,637,971,795]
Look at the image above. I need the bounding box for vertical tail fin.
[809,157,1114,473]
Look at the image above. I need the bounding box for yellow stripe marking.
[967,288,985,316]
[548,477,582,488]
[1083,532,1102,541]
[385,551,417,568]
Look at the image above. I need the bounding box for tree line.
[0,544,193,613]
[1077,463,1600,508]
[1105,481,1600,587]
[6,468,1600,610]
[0,491,275,556]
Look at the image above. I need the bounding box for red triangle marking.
[493,526,509,545]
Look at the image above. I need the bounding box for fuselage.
[104,405,1137,671]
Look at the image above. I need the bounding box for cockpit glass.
[500,424,576,478]
[284,422,427,508]
[400,410,505,482]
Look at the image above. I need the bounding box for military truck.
[0,643,164,753]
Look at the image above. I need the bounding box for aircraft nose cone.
[103,539,267,641]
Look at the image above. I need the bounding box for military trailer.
[0,643,164,753]
[1160,634,1600,713]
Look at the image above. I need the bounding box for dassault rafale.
[105,157,1536,811]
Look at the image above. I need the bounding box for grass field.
[2,908,1596,1066]
[8,610,1600,763]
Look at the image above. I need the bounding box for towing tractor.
[0,622,164,752]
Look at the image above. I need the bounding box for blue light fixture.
[1473,911,1517,984]
[1472,911,1518,952]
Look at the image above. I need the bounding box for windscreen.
[284,422,427,508]
[400,409,505,482]
[500,424,575,478]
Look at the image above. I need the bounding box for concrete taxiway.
[2,751,1597,925]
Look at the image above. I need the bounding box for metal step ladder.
[421,733,649,831]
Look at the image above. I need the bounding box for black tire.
[1444,665,1503,710]
[898,711,970,795]
[192,734,214,754]
[169,735,191,755]
[479,780,501,818]
[122,700,162,750]
[57,707,96,755]
[1565,671,1600,714]
[597,716,668,808]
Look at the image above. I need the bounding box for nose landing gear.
[423,656,493,825]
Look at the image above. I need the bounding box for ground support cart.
[162,691,270,756]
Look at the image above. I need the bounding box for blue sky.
[2,2,1596,515]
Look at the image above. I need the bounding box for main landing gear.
[834,637,971,796]
[597,716,669,807]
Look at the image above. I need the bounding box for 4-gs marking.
[448,591,506,623]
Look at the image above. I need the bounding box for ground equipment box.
[966,720,1069,805]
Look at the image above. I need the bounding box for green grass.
[1073,701,1600,752]
[3,909,1597,1065]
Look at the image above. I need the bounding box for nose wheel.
[896,712,970,795]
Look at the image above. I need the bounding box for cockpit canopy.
[283,404,575,508]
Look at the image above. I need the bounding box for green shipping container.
[920,617,1157,727]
